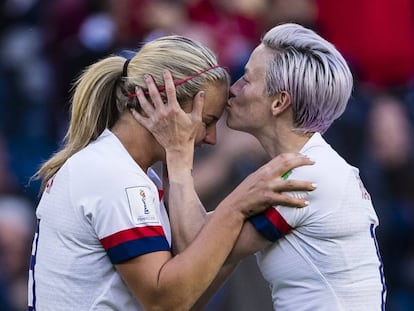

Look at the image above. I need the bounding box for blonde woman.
[27,35,314,310]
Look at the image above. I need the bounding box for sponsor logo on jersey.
[125,186,159,225]
[140,189,150,214]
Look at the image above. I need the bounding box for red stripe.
[100,226,165,250]
[158,189,164,200]
[264,208,292,234]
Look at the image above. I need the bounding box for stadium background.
[0,0,413,310]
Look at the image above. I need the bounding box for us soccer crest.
[125,186,158,225]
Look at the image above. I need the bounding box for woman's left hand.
[130,70,204,152]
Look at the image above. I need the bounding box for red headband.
[127,65,221,98]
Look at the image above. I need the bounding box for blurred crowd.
[0,0,413,310]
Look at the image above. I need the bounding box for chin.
[225,117,237,130]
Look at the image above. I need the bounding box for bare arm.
[122,71,272,310]
[130,71,315,309]
[175,154,315,310]
[116,198,247,310]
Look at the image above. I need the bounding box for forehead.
[203,82,229,116]
[245,44,272,77]
[181,82,228,117]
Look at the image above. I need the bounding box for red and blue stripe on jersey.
[100,225,170,264]
[100,188,169,264]
[249,207,292,242]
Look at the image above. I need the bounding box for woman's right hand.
[220,153,316,218]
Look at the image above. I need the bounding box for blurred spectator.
[0,196,36,311]
[185,0,267,79]
[262,0,318,30]
[40,0,114,139]
[361,95,414,310]
[0,133,18,194]
[324,82,373,168]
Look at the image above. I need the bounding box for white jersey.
[28,129,171,310]
[249,133,386,311]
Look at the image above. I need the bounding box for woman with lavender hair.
[134,23,387,310]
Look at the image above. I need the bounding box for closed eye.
[203,116,219,128]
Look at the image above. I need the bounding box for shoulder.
[66,139,151,198]
[296,133,353,185]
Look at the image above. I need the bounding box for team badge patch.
[125,186,159,225]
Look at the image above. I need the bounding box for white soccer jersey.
[28,129,171,310]
[249,133,386,311]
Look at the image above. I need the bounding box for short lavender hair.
[262,23,353,134]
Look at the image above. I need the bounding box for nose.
[203,126,217,145]
[229,78,241,97]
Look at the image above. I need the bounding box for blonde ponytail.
[34,35,230,192]
[34,56,125,191]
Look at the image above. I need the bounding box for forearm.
[157,205,245,310]
[166,150,208,253]
[169,173,207,253]
[190,260,239,311]
[118,205,246,311]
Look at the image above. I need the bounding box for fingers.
[278,179,316,192]
[191,91,205,122]
[247,153,316,210]
[134,87,154,116]
[267,153,314,178]
[130,107,149,129]
[163,70,180,109]
[267,192,309,208]
[134,70,180,116]
[143,74,165,110]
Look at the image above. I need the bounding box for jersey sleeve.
[248,168,313,242]
[249,207,292,241]
[99,185,170,264]
[75,173,170,265]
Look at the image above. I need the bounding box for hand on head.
[130,70,205,152]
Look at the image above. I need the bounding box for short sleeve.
[83,184,170,265]
[248,169,313,242]
[249,207,292,242]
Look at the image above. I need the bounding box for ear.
[270,91,291,116]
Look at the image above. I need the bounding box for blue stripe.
[29,219,40,311]
[107,236,170,264]
[249,214,284,242]
[370,224,387,310]
[30,253,36,270]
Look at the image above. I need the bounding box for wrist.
[165,151,194,182]
[217,191,266,220]
[215,199,249,222]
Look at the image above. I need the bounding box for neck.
[256,125,314,158]
[111,113,162,172]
